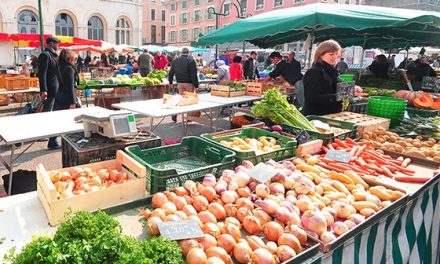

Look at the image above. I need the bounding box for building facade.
[0,0,142,45]
[368,0,440,11]
[163,0,366,46]
[142,0,167,45]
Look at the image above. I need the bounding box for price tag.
[336,82,355,102]
[157,219,204,241]
[295,129,310,145]
[324,150,353,163]
[247,163,279,183]
[421,76,440,92]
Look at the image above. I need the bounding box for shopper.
[336,58,349,74]
[138,49,154,77]
[303,39,343,116]
[229,56,244,81]
[414,56,436,81]
[154,50,169,70]
[168,47,199,122]
[243,51,260,80]
[37,36,61,149]
[367,54,390,79]
[262,51,303,85]
[216,60,230,82]
[288,51,302,73]
[100,53,109,67]
[56,49,78,110]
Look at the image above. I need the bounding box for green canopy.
[197,3,440,49]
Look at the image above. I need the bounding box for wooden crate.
[94,96,121,110]
[5,76,30,90]
[29,77,39,88]
[0,95,9,106]
[37,150,147,226]
[210,84,246,97]
[246,82,264,96]
[324,112,390,137]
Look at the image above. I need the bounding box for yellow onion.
[285,225,308,245]
[208,202,227,220]
[217,234,236,254]
[233,242,252,264]
[178,239,202,257]
[252,209,272,225]
[199,234,217,250]
[265,241,278,254]
[182,204,198,216]
[277,245,296,262]
[200,186,217,202]
[206,257,226,264]
[246,235,265,251]
[236,198,254,210]
[193,195,209,212]
[186,248,207,264]
[224,217,241,227]
[203,222,221,237]
[221,223,241,242]
[251,248,276,264]
[224,203,238,217]
[152,192,168,208]
[172,196,188,210]
[206,247,233,264]
[147,216,162,235]
[236,207,252,223]
[161,201,177,215]
[278,233,302,254]
[263,221,284,242]
[174,186,188,196]
[199,211,217,224]
[242,216,262,235]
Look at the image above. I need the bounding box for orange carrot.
[344,138,359,146]
[334,139,350,149]
[355,145,367,157]
[395,176,430,183]
[382,166,394,178]
[321,146,329,153]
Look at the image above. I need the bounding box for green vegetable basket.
[339,74,355,82]
[125,137,235,194]
[367,96,407,127]
[406,107,440,118]
[201,127,296,166]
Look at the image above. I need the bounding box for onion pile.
[49,166,130,199]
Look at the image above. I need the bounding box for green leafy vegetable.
[143,237,184,264]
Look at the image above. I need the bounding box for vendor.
[367,54,390,79]
[407,56,436,82]
[303,39,342,116]
[261,51,302,86]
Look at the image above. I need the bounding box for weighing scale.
[74,111,137,139]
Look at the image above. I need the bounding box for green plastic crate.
[278,116,357,145]
[367,96,407,127]
[340,74,355,82]
[201,127,296,166]
[406,107,440,118]
[125,136,235,194]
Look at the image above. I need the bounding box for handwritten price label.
[157,219,204,240]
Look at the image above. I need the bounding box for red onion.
[272,171,287,182]
[203,174,217,187]
[215,181,228,194]
[254,199,279,215]
[221,169,234,182]
[256,184,270,198]
[248,181,257,191]
[232,171,250,188]
[234,165,247,173]
[269,182,285,195]
[265,160,277,166]
[281,160,295,169]
[242,160,254,169]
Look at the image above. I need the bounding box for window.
[208,0,214,2]
[334,0,338,2]
[170,2,177,11]
[241,0,247,12]
[355,0,359,4]
[181,13,188,24]
[170,15,176,26]
[191,27,201,41]
[194,0,200,6]
[161,26,166,44]
[345,0,349,3]
[256,0,264,10]
[193,10,201,22]
[169,31,176,43]
[151,9,156,21]
[205,25,215,34]
[180,29,188,42]
[274,0,283,7]
[151,25,156,44]
[115,17,130,44]
[88,16,104,40]
[55,13,74,36]
[17,10,38,34]
[295,0,303,2]
[223,3,230,15]
[182,0,188,8]
[207,8,214,20]
[162,10,166,22]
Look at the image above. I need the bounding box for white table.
[0,88,40,107]
[0,106,112,195]
[198,94,261,105]
[113,99,222,134]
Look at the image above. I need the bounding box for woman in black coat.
[55,49,78,110]
[303,40,343,116]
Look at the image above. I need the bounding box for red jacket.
[154,54,169,70]
[229,62,243,81]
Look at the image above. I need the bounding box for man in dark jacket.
[262,51,303,85]
[288,51,302,73]
[168,47,199,122]
[243,51,260,80]
[37,36,61,149]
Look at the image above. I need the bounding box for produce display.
[362,87,396,97]
[362,128,440,163]
[309,119,350,135]
[395,90,440,109]
[140,158,405,264]
[252,88,318,132]
[220,81,246,91]
[3,211,185,264]
[317,137,421,182]
[393,116,440,138]
[48,166,131,199]
[219,136,281,154]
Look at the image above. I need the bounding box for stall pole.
[307,32,315,68]
[38,0,45,53]
[358,34,367,80]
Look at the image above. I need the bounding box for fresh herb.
[252,88,317,131]
[143,236,184,264]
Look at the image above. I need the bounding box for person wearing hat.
[168,47,199,122]
[37,36,61,149]
[138,49,154,77]
[262,51,303,85]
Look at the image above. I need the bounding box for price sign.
[247,163,279,183]
[324,150,353,163]
[421,76,440,92]
[295,129,310,145]
[157,219,204,241]
[336,82,355,102]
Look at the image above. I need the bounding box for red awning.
[7,33,102,48]
[0,33,9,42]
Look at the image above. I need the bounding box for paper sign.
[247,163,279,183]
[336,82,355,102]
[295,129,310,145]
[325,150,353,163]
[421,76,440,92]
[157,219,204,240]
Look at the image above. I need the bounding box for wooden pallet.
[324,112,390,137]
[210,84,245,97]
[5,76,29,90]
[37,150,147,226]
